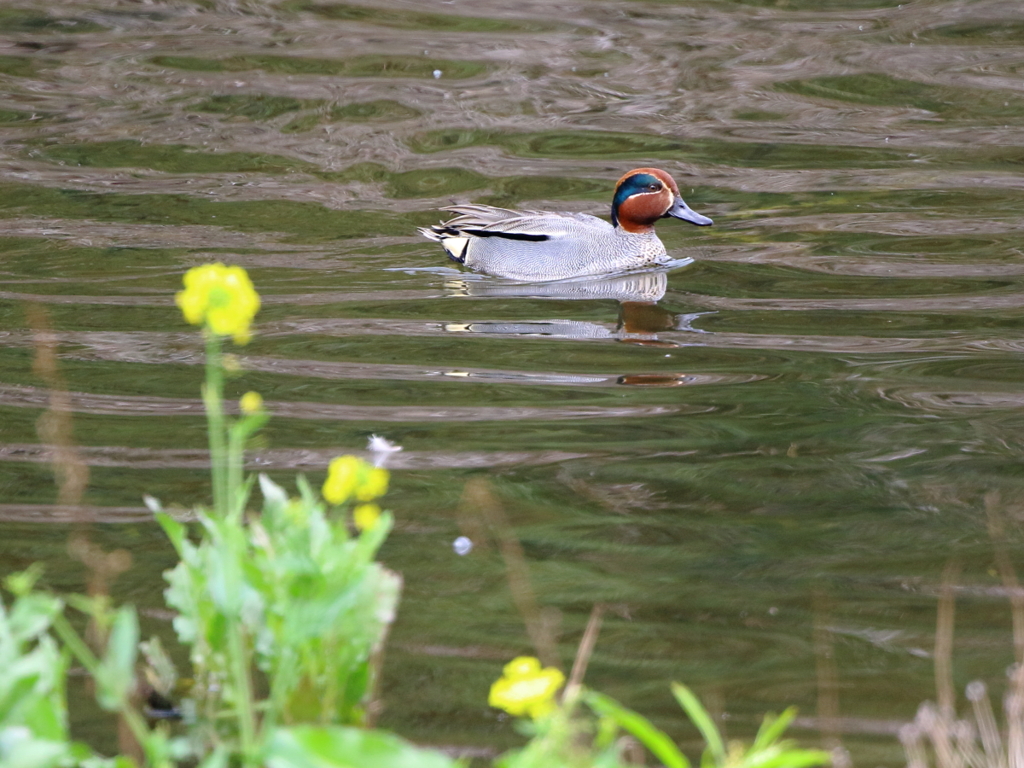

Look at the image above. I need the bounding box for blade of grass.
[585,690,690,768]
[745,746,832,768]
[672,683,726,766]
[751,707,797,752]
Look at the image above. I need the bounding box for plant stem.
[227,417,245,518]
[203,332,229,518]
[227,617,261,768]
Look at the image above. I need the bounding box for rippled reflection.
[4,0,1024,762]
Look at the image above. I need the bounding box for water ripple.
[0,443,594,472]
[0,384,691,422]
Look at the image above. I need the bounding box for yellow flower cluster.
[176,263,260,345]
[353,503,382,532]
[488,656,565,719]
[322,455,390,530]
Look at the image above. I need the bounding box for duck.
[419,167,712,281]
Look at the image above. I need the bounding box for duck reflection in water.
[442,266,709,387]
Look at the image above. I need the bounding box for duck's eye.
[647,183,661,191]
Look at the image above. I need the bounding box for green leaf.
[264,724,459,768]
[233,411,270,443]
[63,593,101,617]
[742,747,831,768]
[3,564,46,597]
[155,511,187,552]
[584,690,689,768]
[353,513,393,563]
[751,707,797,753]
[0,734,69,768]
[237,472,258,513]
[0,674,41,722]
[259,473,289,509]
[22,670,69,742]
[8,594,62,643]
[671,683,725,766]
[296,474,317,507]
[340,659,370,714]
[204,532,245,615]
[95,607,139,711]
[140,636,177,697]
[197,745,229,768]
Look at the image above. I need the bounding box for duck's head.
[611,168,713,233]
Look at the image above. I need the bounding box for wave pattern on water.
[4,0,1024,762]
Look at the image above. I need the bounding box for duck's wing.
[428,205,610,240]
[437,204,548,225]
[419,205,611,265]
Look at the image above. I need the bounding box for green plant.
[145,264,406,766]
[488,655,831,768]
[0,567,78,768]
[154,472,401,756]
[1,567,184,768]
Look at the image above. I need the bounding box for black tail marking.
[462,229,550,242]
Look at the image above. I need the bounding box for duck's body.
[420,168,712,281]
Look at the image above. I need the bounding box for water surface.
[3,0,1024,763]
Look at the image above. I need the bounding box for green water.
[3,0,1024,763]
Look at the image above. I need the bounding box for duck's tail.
[418,225,470,263]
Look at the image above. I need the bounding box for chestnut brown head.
[611,168,712,233]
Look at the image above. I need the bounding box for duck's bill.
[665,197,713,226]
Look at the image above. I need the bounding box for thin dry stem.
[967,681,1005,768]
[26,303,89,512]
[813,590,843,753]
[902,723,929,768]
[1007,665,1024,768]
[566,603,604,698]
[919,702,963,768]
[985,492,1024,666]
[937,559,962,718]
[467,478,560,669]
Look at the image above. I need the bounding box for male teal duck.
[419,168,712,281]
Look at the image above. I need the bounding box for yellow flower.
[239,391,263,414]
[175,263,260,345]
[322,455,390,506]
[356,466,389,501]
[353,503,381,532]
[323,456,361,505]
[488,656,565,719]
